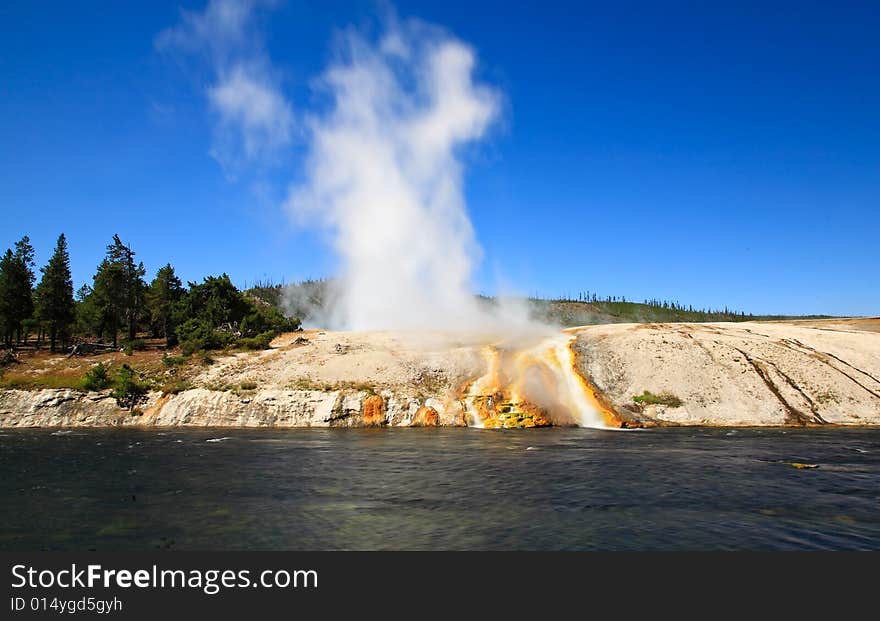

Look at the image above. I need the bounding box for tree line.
[539,290,750,318]
[0,234,299,355]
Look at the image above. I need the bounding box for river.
[0,427,877,550]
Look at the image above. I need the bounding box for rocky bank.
[576,319,880,426]
[1,319,878,428]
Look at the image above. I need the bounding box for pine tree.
[91,235,146,347]
[105,235,146,342]
[0,249,11,345]
[91,259,126,347]
[0,236,36,347]
[35,234,76,353]
[74,283,101,337]
[146,263,184,346]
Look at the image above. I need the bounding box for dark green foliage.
[173,274,298,354]
[122,338,147,352]
[35,234,76,352]
[238,331,276,350]
[174,274,250,331]
[529,294,833,327]
[0,236,36,347]
[240,302,300,336]
[146,263,184,346]
[81,362,109,391]
[176,317,235,355]
[88,235,146,347]
[161,353,188,367]
[90,259,126,346]
[106,235,146,343]
[74,284,100,337]
[21,316,40,346]
[176,318,212,356]
[111,364,147,411]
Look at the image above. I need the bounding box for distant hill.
[245,280,835,327]
[528,298,834,327]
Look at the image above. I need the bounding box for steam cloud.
[160,2,544,333]
[156,0,293,174]
[285,19,504,331]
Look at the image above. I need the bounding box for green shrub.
[239,381,258,391]
[161,353,188,367]
[240,304,300,337]
[81,363,110,391]
[112,364,147,411]
[122,338,147,352]
[170,275,298,355]
[177,318,235,355]
[176,318,211,355]
[238,331,275,350]
[171,274,250,335]
[633,390,683,408]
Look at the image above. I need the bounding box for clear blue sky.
[1,1,878,316]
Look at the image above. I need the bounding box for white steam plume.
[285,19,503,331]
[156,0,292,173]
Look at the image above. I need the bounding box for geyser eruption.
[282,16,611,428]
[285,19,499,331]
[159,3,612,428]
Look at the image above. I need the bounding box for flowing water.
[0,427,878,550]
[462,333,611,428]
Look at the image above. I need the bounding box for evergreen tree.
[35,234,76,352]
[105,235,146,342]
[173,274,250,330]
[146,263,184,346]
[91,259,126,347]
[74,283,101,337]
[0,249,12,345]
[91,235,146,347]
[0,236,36,347]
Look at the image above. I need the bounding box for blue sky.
[1,1,878,316]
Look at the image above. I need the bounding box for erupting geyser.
[285,17,500,332]
[275,15,615,429]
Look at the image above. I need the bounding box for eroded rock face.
[0,388,467,428]
[362,394,387,426]
[0,389,160,427]
[427,397,467,427]
[573,322,880,427]
[147,389,342,427]
[411,406,439,427]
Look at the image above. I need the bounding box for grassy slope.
[529,299,834,327]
